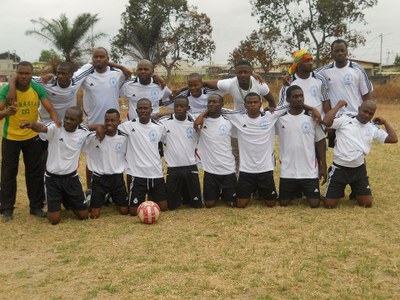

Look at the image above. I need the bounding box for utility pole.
[379,33,383,73]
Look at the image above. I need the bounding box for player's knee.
[205,200,216,208]
[48,216,60,225]
[90,208,100,219]
[158,200,168,212]
[357,197,372,208]
[236,198,249,208]
[118,206,129,215]
[265,199,276,207]
[129,206,138,216]
[279,199,290,207]
[308,198,320,208]
[324,198,339,209]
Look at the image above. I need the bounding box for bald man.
[322,100,397,208]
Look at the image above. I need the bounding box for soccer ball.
[137,201,161,224]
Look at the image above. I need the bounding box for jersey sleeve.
[216,78,234,93]
[314,124,326,142]
[278,86,288,107]
[31,82,48,100]
[0,84,9,102]
[329,114,346,129]
[82,132,97,153]
[372,126,388,143]
[72,63,94,85]
[160,86,172,103]
[257,80,270,96]
[356,65,373,96]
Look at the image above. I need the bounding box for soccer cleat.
[30,208,47,218]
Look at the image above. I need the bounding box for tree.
[394,54,400,66]
[228,29,280,73]
[112,0,215,82]
[250,0,378,67]
[26,13,106,65]
[39,49,61,62]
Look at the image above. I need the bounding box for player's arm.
[303,103,321,124]
[361,93,371,101]
[193,111,208,132]
[202,80,218,90]
[108,61,132,79]
[322,100,347,127]
[5,74,17,105]
[372,117,398,144]
[20,121,48,133]
[315,138,327,184]
[41,98,61,126]
[322,100,332,114]
[263,92,276,109]
[0,104,17,120]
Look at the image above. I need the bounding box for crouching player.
[322,99,397,208]
[20,107,90,224]
[276,86,327,208]
[85,108,129,218]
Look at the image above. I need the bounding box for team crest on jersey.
[115,142,123,153]
[301,122,311,134]
[151,89,159,101]
[310,86,318,96]
[186,127,195,139]
[343,74,352,85]
[259,121,268,129]
[219,124,228,136]
[109,77,117,86]
[149,130,158,142]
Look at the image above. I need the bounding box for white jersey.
[45,123,91,175]
[160,114,198,167]
[278,72,329,115]
[176,87,224,117]
[120,77,171,120]
[197,115,235,175]
[118,119,165,178]
[34,64,94,124]
[329,113,388,167]
[217,76,270,111]
[81,65,125,125]
[84,130,128,175]
[226,106,288,173]
[276,110,325,178]
[317,61,373,114]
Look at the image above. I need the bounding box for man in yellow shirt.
[0,61,59,222]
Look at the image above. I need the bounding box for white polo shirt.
[276,110,325,178]
[330,113,388,167]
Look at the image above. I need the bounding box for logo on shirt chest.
[310,86,318,96]
[301,122,312,134]
[115,142,123,153]
[186,127,195,139]
[149,130,158,142]
[343,74,353,85]
[109,77,117,87]
[150,89,160,101]
[218,124,228,136]
[259,121,268,129]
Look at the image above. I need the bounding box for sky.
[1,0,399,66]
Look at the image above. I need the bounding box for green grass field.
[0,99,399,299]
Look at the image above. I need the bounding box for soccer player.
[196,94,236,208]
[19,107,91,224]
[322,100,397,208]
[276,85,327,208]
[118,98,168,215]
[84,109,129,218]
[279,49,331,116]
[160,96,202,210]
[120,59,171,120]
[0,61,59,222]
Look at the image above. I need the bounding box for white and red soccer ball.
[137,201,160,224]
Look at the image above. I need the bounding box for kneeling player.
[276,86,327,208]
[20,107,90,224]
[322,100,397,208]
[85,109,129,218]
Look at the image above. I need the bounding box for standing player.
[276,85,327,208]
[196,94,236,208]
[279,50,331,116]
[322,100,397,208]
[118,98,168,215]
[85,109,128,218]
[19,107,91,224]
[0,61,59,222]
[160,96,202,210]
[120,59,171,120]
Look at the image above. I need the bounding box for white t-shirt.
[84,131,128,175]
[176,87,224,117]
[276,110,325,178]
[217,76,270,111]
[45,123,91,175]
[118,119,165,178]
[278,72,329,115]
[81,65,125,125]
[330,113,388,167]
[197,115,235,175]
[34,64,94,123]
[160,114,198,167]
[225,106,288,173]
[317,61,373,114]
[120,77,171,120]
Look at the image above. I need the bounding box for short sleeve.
[217,78,234,93]
[31,82,48,100]
[373,126,388,144]
[0,84,9,102]
[314,124,326,142]
[329,114,346,129]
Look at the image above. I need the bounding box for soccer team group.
[0,39,397,224]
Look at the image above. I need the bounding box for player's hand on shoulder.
[41,73,55,84]
[338,100,347,108]
[95,125,105,142]
[372,117,385,125]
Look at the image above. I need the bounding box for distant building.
[0,51,20,82]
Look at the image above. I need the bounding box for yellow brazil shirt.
[0,82,48,141]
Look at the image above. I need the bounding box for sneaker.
[2,210,13,222]
[84,189,92,207]
[30,208,47,218]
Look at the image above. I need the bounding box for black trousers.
[0,136,45,212]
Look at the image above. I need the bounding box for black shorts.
[279,178,320,200]
[203,171,236,202]
[91,173,128,208]
[166,165,202,209]
[45,171,87,212]
[129,176,167,207]
[325,163,371,199]
[237,171,277,200]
